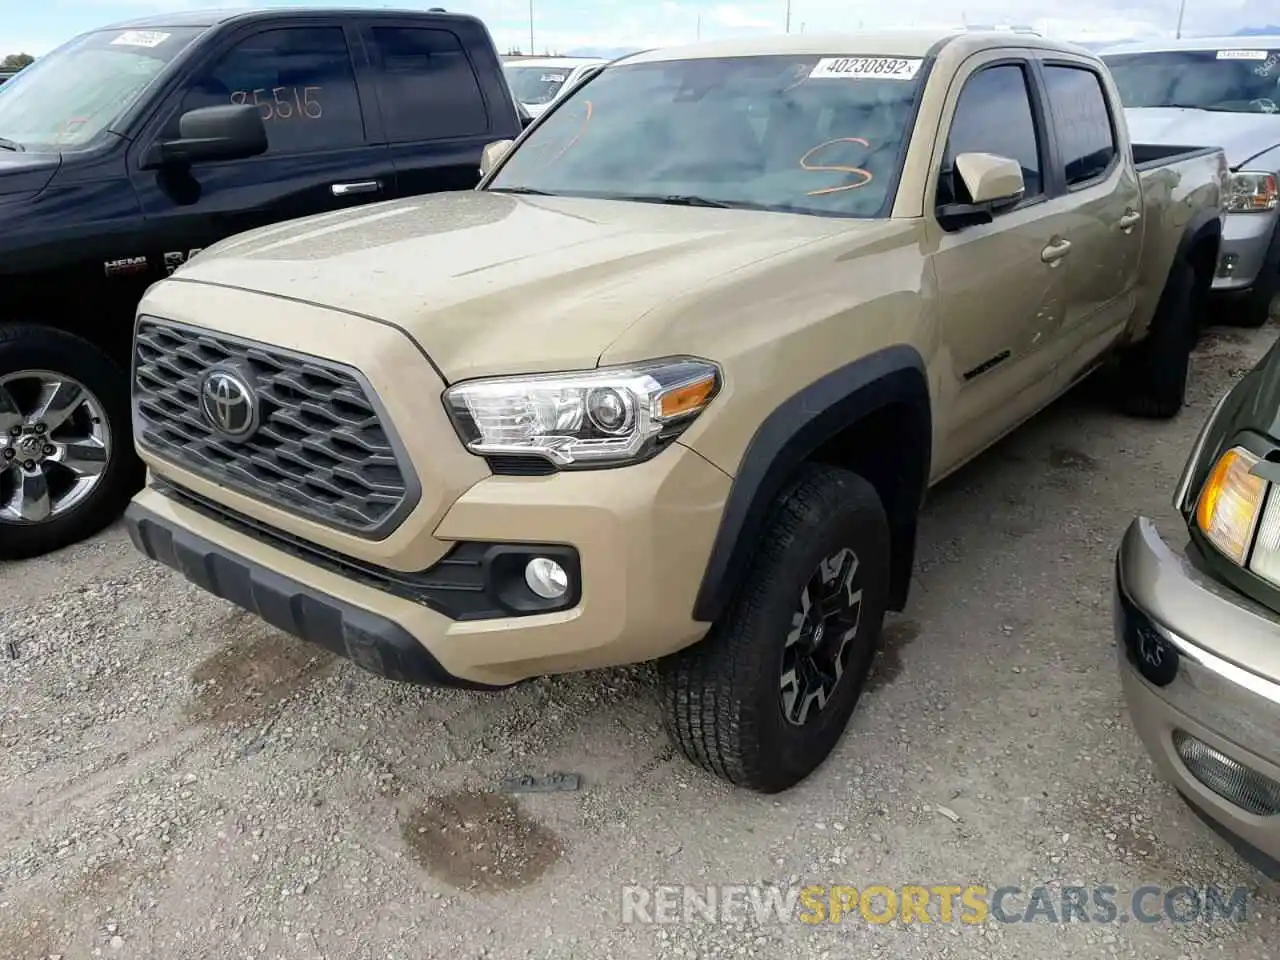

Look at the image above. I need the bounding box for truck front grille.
[132,318,419,537]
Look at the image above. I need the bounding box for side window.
[1043,65,1117,187]
[938,63,1042,207]
[366,27,489,142]
[174,27,364,155]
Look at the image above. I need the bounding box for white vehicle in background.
[503,56,605,117]
[1101,36,1280,327]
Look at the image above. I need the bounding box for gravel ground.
[3,321,1280,960]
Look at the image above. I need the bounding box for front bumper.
[129,442,730,688]
[1114,516,1280,875]
[1211,211,1277,293]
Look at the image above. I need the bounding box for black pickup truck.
[0,7,525,559]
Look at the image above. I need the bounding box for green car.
[1117,335,1280,876]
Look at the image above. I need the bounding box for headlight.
[1195,446,1266,563]
[1226,171,1279,214]
[443,357,721,467]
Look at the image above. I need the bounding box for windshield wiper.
[0,137,24,152]
[1157,103,1236,112]
[609,194,736,208]
[487,185,554,195]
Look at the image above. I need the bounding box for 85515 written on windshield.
[487,54,928,218]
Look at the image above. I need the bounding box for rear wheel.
[659,465,891,793]
[0,325,143,560]
[1115,257,1198,419]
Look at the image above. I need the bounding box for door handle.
[1118,210,1142,231]
[330,180,382,197]
[1041,238,1072,264]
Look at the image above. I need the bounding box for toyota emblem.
[199,367,259,440]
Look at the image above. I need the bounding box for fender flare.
[692,344,932,623]
[1175,209,1223,275]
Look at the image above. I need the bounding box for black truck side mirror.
[140,104,268,170]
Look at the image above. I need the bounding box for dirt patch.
[401,789,565,893]
[0,857,144,960]
[1070,784,1190,886]
[186,609,337,725]
[866,619,921,693]
[1048,445,1098,471]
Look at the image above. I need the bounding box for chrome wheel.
[0,370,110,525]
[780,547,863,726]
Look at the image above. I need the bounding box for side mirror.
[140,104,267,170]
[957,152,1025,206]
[479,139,515,178]
[936,152,1026,231]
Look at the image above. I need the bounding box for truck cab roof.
[98,5,485,31]
[614,29,1101,64]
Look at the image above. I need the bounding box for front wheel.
[659,465,891,793]
[0,325,144,561]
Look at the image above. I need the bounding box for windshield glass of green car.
[487,54,927,218]
[0,26,204,150]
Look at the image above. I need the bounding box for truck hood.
[172,190,855,381]
[1124,107,1280,170]
[0,149,60,197]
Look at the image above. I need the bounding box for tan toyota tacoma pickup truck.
[121,31,1228,793]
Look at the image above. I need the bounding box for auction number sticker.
[111,30,171,48]
[1217,49,1268,60]
[809,56,923,80]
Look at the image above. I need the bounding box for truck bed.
[1130,141,1230,340]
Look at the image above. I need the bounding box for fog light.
[525,557,569,599]
[1173,729,1280,816]
[1217,252,1238,278]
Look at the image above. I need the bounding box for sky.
[3,0,1280,59]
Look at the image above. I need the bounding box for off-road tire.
[1116,257,1198,419]
[0,325,144,561]
[659,464,891,793]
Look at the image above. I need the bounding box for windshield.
[505,65,575,105]
[0,26,204,150]
[1103,48,1280,113]
[488,54,926,218]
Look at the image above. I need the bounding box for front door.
[128,21,396,281]
[926,54,1074,477]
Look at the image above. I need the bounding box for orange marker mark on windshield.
[545,99,593,165]
[799,137,874,195]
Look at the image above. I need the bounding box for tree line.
[2,53,34,70]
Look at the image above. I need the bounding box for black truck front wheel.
[0,325,144,560]
[659,465,891,793]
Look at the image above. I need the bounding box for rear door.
[128,19,396,274]
[925,52,1075,474]
[359,19,504,198]
[1034,55,1142,385]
